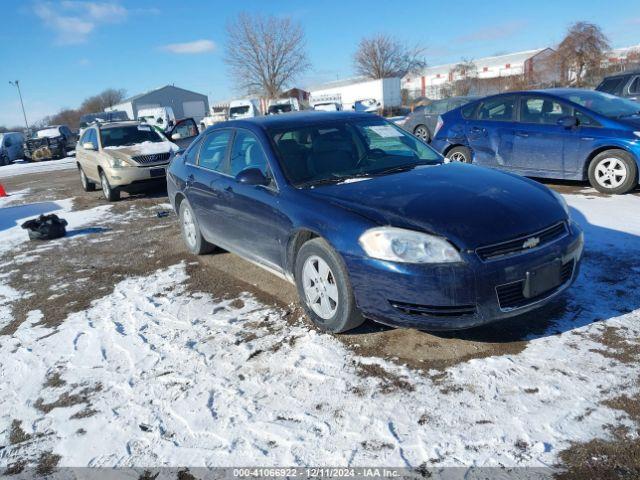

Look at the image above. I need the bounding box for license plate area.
[523,260,562,298]
[150,168,166,178]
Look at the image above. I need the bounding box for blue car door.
[511,96,576,175]
[213,128,291,271]
[185,129,233,244]
[465,95,516,167]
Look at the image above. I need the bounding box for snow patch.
[104,141,178,155]
[0,157,76,178]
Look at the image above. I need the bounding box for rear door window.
[477,96,516,121]
[230,130,269,177]
[519,97,572,124]
[629,77,640,95]
[198,130,231,173]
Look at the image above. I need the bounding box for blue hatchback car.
[431,89,640,194]
[167,112,583,333]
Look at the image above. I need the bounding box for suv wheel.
[413,125,430,142]
[79,167,96,192]
[588,149,638,194]
[0,154,8,166]
[447,146,473,163]
[179,200,215,254]
[100,171,120,201]
[294,238,364,333]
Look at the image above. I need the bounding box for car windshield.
[100,125,164,148]
[555,90,640,118]
[80,111,129,127]
[269,117,442,187]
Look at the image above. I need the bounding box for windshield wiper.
[370,161,440,176]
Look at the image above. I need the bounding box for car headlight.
[359,227,462,263]
[551,190,570,217]
[109,156,130,168]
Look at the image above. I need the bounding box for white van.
[137,107,176,132]
[229,99,261,119]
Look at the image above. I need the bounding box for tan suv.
[76,121,179,201]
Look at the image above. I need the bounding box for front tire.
[294,238,364,333]
[178,200,215,255]
[79,167,96,192]
[446,146,473,163]
[588,149,638,194]
[100,171,120,201]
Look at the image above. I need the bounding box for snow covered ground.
[0,189,639,469]
[0,157,76,179]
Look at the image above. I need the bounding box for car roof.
[95,120,142,129]
[222,111,378,129]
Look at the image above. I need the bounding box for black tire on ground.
[0,154,8,166]
[79,167,96,192]
[587,149,638,195]
[413,125,431,142]
[294,238,364,333]
[178,200,215,255]
[446,146,473,163]
[100,171,120,201]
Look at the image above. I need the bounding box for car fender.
[581,139,640,179]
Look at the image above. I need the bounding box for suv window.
[80,129,92,145]
[230,130,269,177]
[574,109,599,127]
[520,97,571,124]
[477,96,515,121]
[198,130,231,172]
[461,102,478,119]
[597,76,625,95]
[629,77,640,95]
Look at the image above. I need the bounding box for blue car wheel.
[295,238,364,333]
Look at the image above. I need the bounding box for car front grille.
[476,222,568,261]
[131,152,171,165]
[389,300,477,317]
[496,260,574,310]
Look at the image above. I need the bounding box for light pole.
[9,80,29,132]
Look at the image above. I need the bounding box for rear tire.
[179,200,215,255]
[294,238,364,333]
[413,125,430,142]
[588,149,638,195]
[446,146,473,164]
[100,171,120,201]
[79,167,96,192]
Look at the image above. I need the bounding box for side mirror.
[558,116,578,128]
[235,167,269,186]
[171,132,183,140]
[82,142,96,150]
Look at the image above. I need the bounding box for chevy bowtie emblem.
[523,237,540,249]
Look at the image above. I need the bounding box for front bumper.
[344,221,584,330]
[105,163,169,187]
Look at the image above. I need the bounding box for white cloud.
[33,1,127,45]
[160,39,216,55]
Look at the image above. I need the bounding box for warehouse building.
[403,48,558,99]
[107,85,209,123]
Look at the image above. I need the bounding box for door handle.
[515,131,529,137]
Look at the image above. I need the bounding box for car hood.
[306,163,567,250]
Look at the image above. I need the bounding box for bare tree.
[224,13,310,98]
[556,22,610,85]
[449,58,478,96]
[353,34,427,79]
[80,88,127,113]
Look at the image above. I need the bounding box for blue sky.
[0,0,638,127]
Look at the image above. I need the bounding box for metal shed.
[107,85,209,123]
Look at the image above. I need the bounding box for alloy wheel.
[182,206,197,249]
[414,126,429,141]
[302,255,339,320]
[101,175,110,199]
[595,157,627,189]
[449,151,467,163]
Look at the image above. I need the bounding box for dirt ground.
[2,167,639,475]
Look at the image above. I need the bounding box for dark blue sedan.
[431,89,640,194]
[167,112,583,333]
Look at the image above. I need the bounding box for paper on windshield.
[367,125,403,138]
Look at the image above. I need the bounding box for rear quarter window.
[461,102,479,119]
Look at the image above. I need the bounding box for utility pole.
[9,80,29,132]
